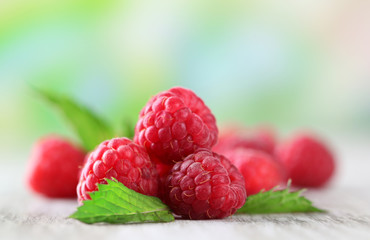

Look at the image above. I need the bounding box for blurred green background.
[1,0,370,162]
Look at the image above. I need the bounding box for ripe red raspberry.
[275,134,335,187]
[226,149,285,195]
[77,137,158,202]
[27,135,86,198]
[164,149,246,219]
[134,87,218,165]
[153,157,173,201]
[155,159,173,180]
[213,126,275,155]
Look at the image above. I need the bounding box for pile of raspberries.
[27,87,335,220]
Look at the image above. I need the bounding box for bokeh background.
[1,0,370,188]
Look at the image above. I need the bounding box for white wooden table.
[1,135,370,240]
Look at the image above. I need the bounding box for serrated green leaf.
[34,87,114,151]
[237,185,325,214]
[69,179,175,224]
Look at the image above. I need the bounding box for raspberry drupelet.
[77,137,159,202]
[164,149,246,219]
[134,87,218,165]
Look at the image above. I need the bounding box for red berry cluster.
[214,127,336,194]
[27,87,336,220]
[132,87,245,219]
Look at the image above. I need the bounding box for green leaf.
[69,179,175,224]
[34,87,114,151]
[237,184,325,214]
[120,118,135,140]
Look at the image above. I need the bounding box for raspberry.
[27,135,86,198]
[275,134,335,187]
[153,157,173,201]
[77,137,158,202]
[164,149,246,219]
[134,87,218,165]
[155,159,173,180]
[213,126,275,155]
[225,149,285,195]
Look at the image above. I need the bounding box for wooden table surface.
[1,135,370,240]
